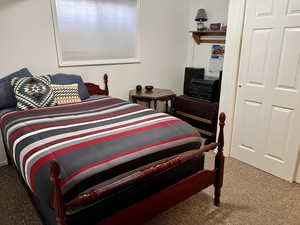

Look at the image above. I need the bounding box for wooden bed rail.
[50,112,226,225]
[65,143,219,210]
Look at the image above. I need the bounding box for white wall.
[0,0,189,100]
[186,0,229,77]
[0,0,190,164]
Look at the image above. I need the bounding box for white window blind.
[51,0,140,66]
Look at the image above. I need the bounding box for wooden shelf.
[190,31,226,45]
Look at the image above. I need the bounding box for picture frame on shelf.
[209,23,222,31]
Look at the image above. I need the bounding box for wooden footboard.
[50,111,225,225]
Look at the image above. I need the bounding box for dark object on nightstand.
[130,88,175,113]
[136,85,142,92]
[189,77,221,102]
[173,69,222,142]
[184,68,221,102]
[145,85,154,92]
[184,67,205,95]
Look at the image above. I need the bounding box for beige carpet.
[0,153,299,225]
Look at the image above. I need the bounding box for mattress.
[1,96,202,203]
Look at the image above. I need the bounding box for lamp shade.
[195,9,208,22]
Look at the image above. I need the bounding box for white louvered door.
[231,0,300,181]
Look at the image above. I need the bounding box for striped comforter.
[1,96,202,201]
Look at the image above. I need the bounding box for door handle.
[238,84,242,88]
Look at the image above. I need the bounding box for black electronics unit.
[184,67,205,96]
[184,68,222,102]
[189,78,220,102]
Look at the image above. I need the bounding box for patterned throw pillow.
[51,84,82,105]
[11,75,56,111]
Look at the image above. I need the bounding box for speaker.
[189,78,220,102]
[184,67,205,96]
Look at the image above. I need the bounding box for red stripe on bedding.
[1,98,117,122]
[60,134,200,187]
[21,114,168,176]
[29,119,183,192]
[9,106,144,150]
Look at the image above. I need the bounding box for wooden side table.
[129,88,176,113]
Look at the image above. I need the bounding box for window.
[51,0,140,66]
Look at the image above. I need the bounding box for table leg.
[165,100,169,113]
[132,97,137,104]
[170,96,175,114]
[148,100,151,109]
[154,100,158,111]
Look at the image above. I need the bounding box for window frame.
[50,0,141,67]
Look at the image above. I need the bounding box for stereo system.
[184,67,222,102]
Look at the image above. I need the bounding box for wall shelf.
[190,31,226,44]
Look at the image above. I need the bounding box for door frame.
[219,0,246,156]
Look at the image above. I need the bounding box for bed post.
[104,74,109,96]
[214,112,226,206]
[50,160,67,225]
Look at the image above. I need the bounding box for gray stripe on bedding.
[61,136,202,193]
[14,108,154,171]
[7,102,136,142]
[24,116,177,184]
[3,96,113,132]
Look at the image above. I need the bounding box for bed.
[0,74,225,225]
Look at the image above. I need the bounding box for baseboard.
[0,160,8,167]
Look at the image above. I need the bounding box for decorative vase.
[145,85,154,92]
[136,85,142,92]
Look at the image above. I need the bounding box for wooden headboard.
[84,74,109,96]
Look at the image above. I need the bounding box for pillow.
[51,74,90,100]
[11,75,56,111]
[0,68,33,109]
[51,84,82,105]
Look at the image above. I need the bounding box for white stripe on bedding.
[13,107,152,164]
[19,112,165,177]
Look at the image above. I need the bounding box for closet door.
[231,0,300,181]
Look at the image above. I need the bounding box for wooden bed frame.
[1,74,225,225]
[84,74,109,96]
[49,74,226,225]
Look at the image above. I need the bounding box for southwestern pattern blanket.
[0,96,202,202]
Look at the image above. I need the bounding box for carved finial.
[217,112,226,152]
[103,74,109,95]
[219,112,226,123]
[104,74,108,82]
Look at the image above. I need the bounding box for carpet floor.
[0,153,299,225]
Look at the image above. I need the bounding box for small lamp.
[195,9,208,31]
